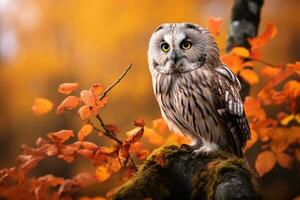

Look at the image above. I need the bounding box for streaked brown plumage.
[147,23,250,157]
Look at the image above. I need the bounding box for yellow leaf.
[280,114,294,126]
[232,47,250,57]
[295,114,300,124]
[32,97,53,116]
[239,69,259,85]
[78,124,93,141]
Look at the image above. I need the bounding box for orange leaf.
[80,90,95,107]
[283,80,300,99]
[77,149,93,158]
[58,83,79,95]
[220,53,244,74]
[261,66,280,77]
[207,17,223,36]
[130,142,150,160]
[239,69,259,85]
[57,96,80,114]
[232,47,250,57]
[260,69,294,92]
[78,105,92,121]
[271,128,289,153]
[90,83,105,97]
[255,151,277,176]
[134,118,145,127]
[143,128,165,146]
[248,24,277,51]
[78,124,93,141]
[277,152,293,169]
[244,97,266,121]
[47,130,74,143]
[32,97,53,116]
[95,165,112,182]
[287,61,300,75]
[152,118,168,133]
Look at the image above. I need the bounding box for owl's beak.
[171,51,179,63]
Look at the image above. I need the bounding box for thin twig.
[87,118,122,144]
[250,57,282,68]
[96,115,122,144]
[100,64,132,100]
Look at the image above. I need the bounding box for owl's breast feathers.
[153,65,250,157]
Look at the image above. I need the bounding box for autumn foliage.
[0,18,300,199]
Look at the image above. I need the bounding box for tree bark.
[113,0,264,199]
[227,0,264,100]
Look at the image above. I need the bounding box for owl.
[147,23,250,157]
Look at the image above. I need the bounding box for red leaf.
[134,118,145,127]
[105,124,120,135]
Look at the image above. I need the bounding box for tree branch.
[113,145,260,200]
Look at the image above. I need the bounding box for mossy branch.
[113,145,259,200]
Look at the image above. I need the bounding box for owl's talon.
[191,142,219,158]
[191,149,209,158]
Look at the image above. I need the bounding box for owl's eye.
[161,43,170,52]
[180,40,192,50]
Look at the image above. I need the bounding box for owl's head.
[148,23,220,74]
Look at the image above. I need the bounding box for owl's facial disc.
[148,23,207,74]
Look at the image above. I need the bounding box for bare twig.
[100,64,132,100]
[96,115,122,144]
[250,57,282,68]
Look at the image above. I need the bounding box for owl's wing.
[212,64,250,157]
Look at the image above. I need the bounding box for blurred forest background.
[0,0,299,199]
